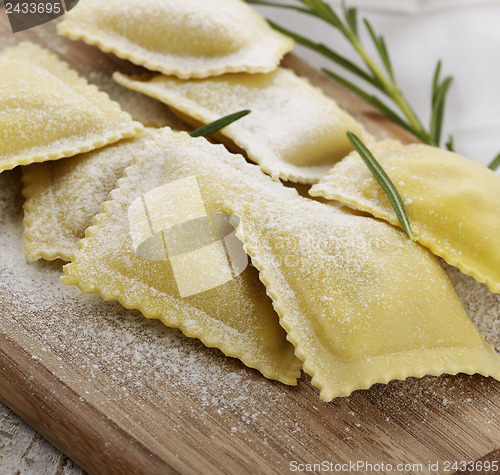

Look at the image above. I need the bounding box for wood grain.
[0,10,499,475]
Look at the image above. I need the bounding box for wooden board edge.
[460,448,500,475]
[0,312,172,475]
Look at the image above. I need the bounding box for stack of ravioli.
[1,0,499,401]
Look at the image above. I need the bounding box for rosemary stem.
[249,0,454,148]
[348,35,429,142]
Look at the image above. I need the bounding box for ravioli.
[62,128,301,384]
[114,68,369,183]
[23,130,155,262]
[57,0,294,79]
[224,197,500,401]
[0,42,142,174]
[310,140,500,294]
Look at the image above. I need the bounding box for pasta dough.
[0,42,142,174]
[224,198,500,401]
[23,130,155,262]
[57,0,294,79]
[62,127,302,384]
[310,140,500,294]
[113,68,369,183]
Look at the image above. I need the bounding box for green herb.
[190,110,251,138]
[488,153,500,171]
[248,0,452,147]
[347,132,416,241]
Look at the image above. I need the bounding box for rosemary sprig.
[247,0,453,148]
[190,110,251,138]
[347,133,415,241]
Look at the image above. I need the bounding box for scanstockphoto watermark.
[1,0,79,33]
[290,461,425,473]
[289,459,499,473]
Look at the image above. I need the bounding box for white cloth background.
[331,0,500,14]
[254,1,500,168]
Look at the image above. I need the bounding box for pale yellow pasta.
[57,0,294,79]
[62,128,301,384]
[114,68,370,183]
[0,42,142,174]
[310,140,500,294]
[23,130,155,262]
[225,198,500,401]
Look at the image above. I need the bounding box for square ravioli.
[23,130,155,262]
[113,68,371,184]
[62,127,301,384]
[310,140,500,294]
[224,198,500,401]
[0,42,143,174]
[57,0,294,79]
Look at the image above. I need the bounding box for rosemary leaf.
[430,76,453,146]
[488,153,500,171]
[302,0,344,30]
[190,110,251,138]
[377,36,395,83]
[446,135,455,152]
[431,60,442,104]
[347,132,416,241]
[363,18,394,82]
[344,6,358,36]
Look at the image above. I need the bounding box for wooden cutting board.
[1,10,499,475]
